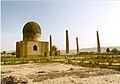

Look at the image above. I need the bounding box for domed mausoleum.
[16,21,49,57]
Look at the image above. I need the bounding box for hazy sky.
[1,1,120,51]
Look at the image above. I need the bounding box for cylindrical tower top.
[22,21,41,41]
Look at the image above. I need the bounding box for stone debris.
[1,76,28,84]
[68,68,74,71]
[1,76,18,84]
[1,70,13,74]
[38,70,45,73]
[19,78,28,84]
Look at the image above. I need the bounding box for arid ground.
[1,63,120,84]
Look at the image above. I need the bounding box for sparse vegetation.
[1,54,120,71]
[1,56,50,65]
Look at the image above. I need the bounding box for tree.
[1,51,6,54]
[111,48,117,52]
[106,48,110,52]
[11,52,16,55]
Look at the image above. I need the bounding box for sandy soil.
[1,63,120,84]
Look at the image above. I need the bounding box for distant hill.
[60,46,120,54]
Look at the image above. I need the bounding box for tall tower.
[50,35,52,55]
[96,31,101,53]
[66,30,69,53]
[76,37,79,53]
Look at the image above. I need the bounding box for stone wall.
[16,41,49,57]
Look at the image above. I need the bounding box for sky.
[1,1,120,51]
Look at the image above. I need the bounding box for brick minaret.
[96,31,101,53]
[66,30,69,53]
[76,37,79,53]
[50,35,52,55]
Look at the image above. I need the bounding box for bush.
[100,64,107,68]
[67,59,72,64]
[108,60,113,66]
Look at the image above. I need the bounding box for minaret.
[96,31,101,53]
[50,35,52,55]
[66,30,69,53]
[76,37,79,53]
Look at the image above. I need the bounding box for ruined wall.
[40,41,49,56]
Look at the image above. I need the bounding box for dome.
[23,21,41,35]
[52,45,57,49]
[22,21,41,41]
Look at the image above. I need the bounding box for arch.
[44,52,47,56]
[33,45,37,51]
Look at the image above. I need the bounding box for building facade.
[16,21,49,57]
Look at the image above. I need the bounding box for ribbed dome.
[22,21,41,41]
[23,21,41,35]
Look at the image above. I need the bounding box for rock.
[38,70,45,73]
[21,79,28,84]
[68,68,74,71]
[1,76,18,84]
[1,70,12,74]
[28,61,34,63]
[18,78,28,84]
[2,77,28,84]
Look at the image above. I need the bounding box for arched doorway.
[33,45,37,51]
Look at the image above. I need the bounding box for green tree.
[106,48,110,52]
[111,48,117,52]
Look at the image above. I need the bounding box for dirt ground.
[1,63,120,84]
